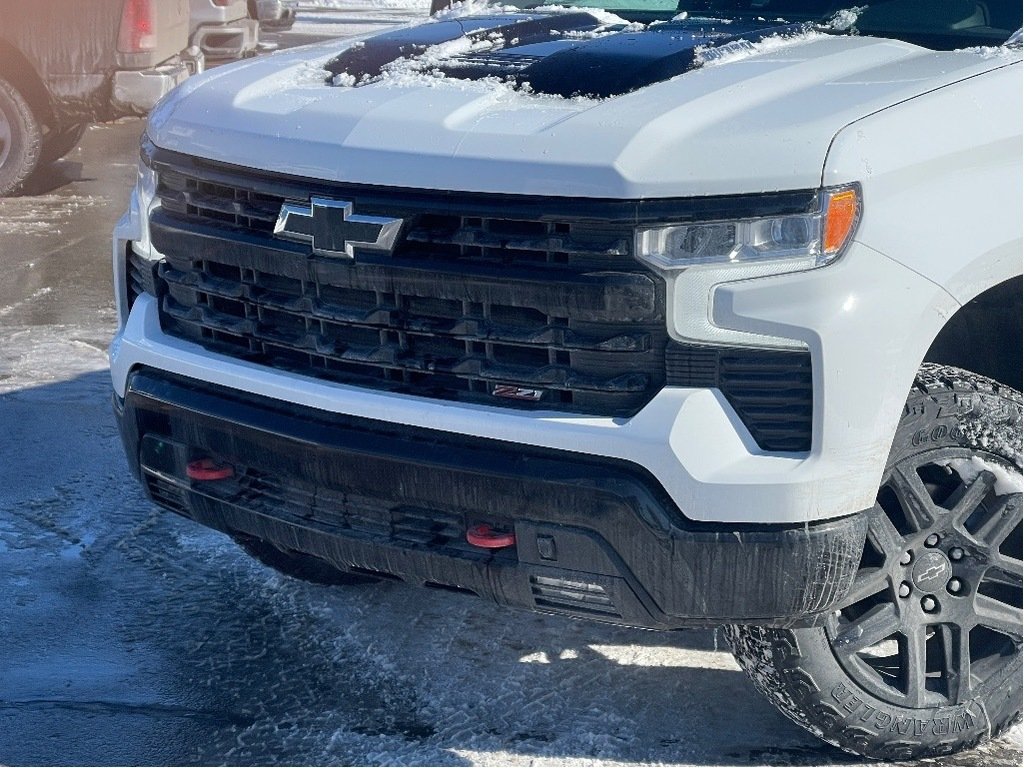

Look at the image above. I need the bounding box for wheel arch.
[923,276,1023,392]
[0,38,54,129]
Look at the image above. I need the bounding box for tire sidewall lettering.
[910,421,965,447]
[729,366,1021,759]
[829,682,979,736]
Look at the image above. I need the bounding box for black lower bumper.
[114,368,866,629]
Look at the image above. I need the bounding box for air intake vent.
[530,574,621,619]
[666,342,813,452]
[143,471,188,515]
[392,507,464,546]
[233,471,475,553]
[126,248,160,312]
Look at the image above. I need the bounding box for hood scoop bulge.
[323,12,809,99]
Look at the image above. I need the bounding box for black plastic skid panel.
[115,368,865,629]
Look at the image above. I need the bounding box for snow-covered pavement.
[0,321,851,766]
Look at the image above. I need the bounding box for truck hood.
[147,10,1015,198]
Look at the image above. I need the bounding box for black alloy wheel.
[828,449,1021,713]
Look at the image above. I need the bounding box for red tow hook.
[186,458,235,481]
[466,524,516,549]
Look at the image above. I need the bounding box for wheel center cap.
[912,550,952,591]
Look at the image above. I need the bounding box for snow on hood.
[320,10,820,98]
[146,9,1020,199]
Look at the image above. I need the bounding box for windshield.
[511,0,1023,49]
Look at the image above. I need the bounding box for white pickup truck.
[111,0,1022,759]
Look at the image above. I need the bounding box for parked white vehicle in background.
[112,0,1023,760]
[189,0,259,60]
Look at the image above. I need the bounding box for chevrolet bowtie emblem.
[273,197,403,259]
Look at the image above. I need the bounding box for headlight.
[638,185,862,349]
[122,132,163,320]
[132,132,159,259]
[636,185,861,271]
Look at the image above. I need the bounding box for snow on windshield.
[429,0,634,25]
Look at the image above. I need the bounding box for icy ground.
[0,5,1021,767]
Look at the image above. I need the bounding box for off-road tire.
[40,122,87,165]
[234,534,379,586]
[0,77,41,196]
[728,364,1022,760]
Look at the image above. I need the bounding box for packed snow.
[943,456,1024,496]
[0,194,105,236]
[694,30,826,67]
[431,0,523,19]
[301,0,431,9]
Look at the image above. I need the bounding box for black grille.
[667,342,813,452]
[143,147,816,444]
[149,151,668,417]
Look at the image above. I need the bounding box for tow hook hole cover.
[466,524,516,549]
[186,458,235,481]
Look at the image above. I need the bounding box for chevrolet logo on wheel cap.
[274,197,403,259]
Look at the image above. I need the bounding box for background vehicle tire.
[233,534,380,586]
[727,364,1022,760]
[0,77,41,196]
[40,122,87,166]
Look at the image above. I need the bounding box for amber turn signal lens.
[823,187,861,255]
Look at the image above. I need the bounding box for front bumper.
[115,368,866,629]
